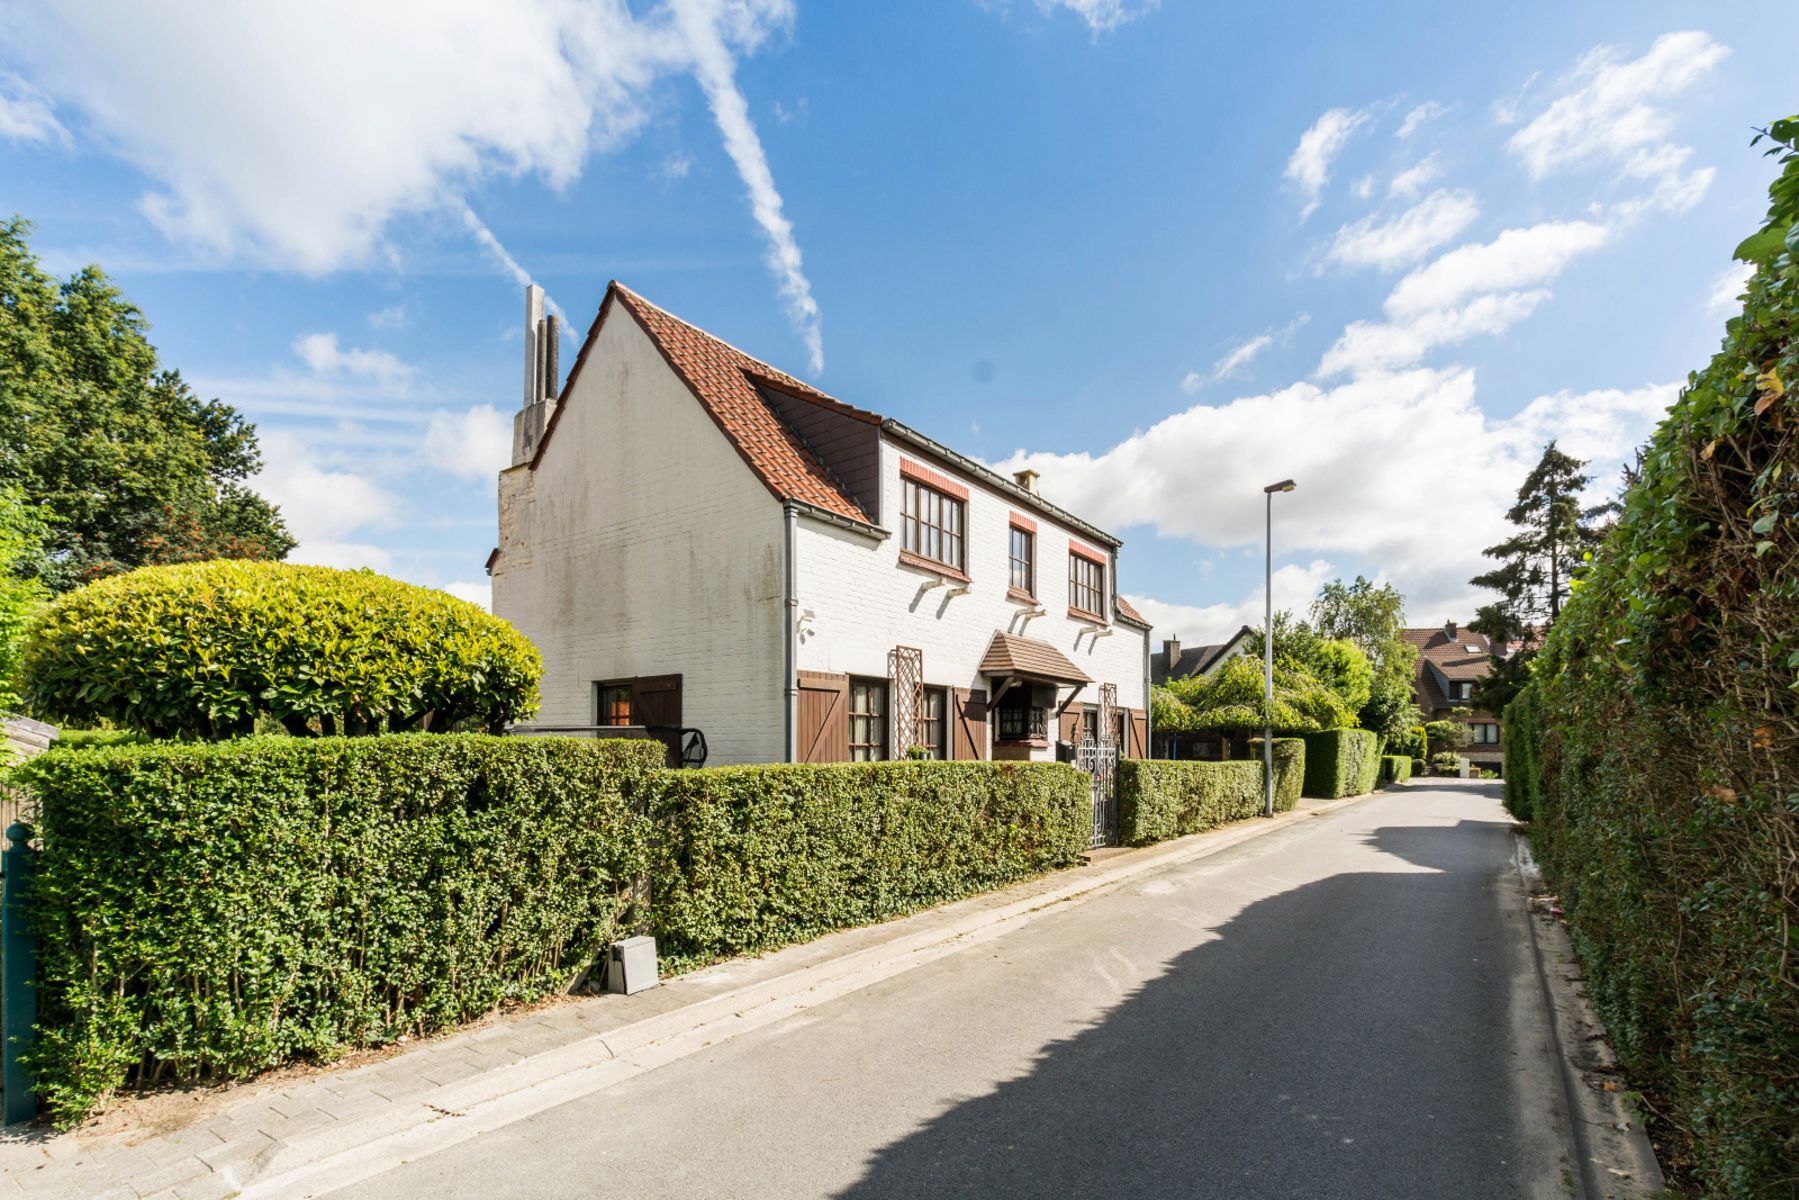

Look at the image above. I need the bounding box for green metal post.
[3,822,37,1124]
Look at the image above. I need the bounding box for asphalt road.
[333,781,1570,1199]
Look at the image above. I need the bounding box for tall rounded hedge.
[21,561,541,738]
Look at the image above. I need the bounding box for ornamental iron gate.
[1081,683,1121,847]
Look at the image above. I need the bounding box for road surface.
[334,781,1570,1199]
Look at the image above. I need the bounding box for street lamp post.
[1263,479,1297,817]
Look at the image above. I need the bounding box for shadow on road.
[833,817,1545,1199]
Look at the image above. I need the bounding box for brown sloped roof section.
[977,632,1093,684]
[610,284,872,524]
[1114,596,1149,627]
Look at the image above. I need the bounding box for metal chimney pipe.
[543,314,560,400]
[522,284,545,408]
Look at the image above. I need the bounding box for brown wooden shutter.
[952,688,988,761]
[798,671,850,763]
[1128,709,1149,758]
[1059,706,1081,746]
[631,674,683,765]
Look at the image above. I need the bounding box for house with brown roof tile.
[490,283,1151,793]
[1400,621,1504,770]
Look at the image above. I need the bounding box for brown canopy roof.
[977,632,1092,684]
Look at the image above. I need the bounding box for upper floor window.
[1069,551,1106,618]
[1008,525,1035,595]
[1451,681,1473,702]
[901,478,965,571]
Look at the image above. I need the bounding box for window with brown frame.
[597,683,632,726]
[919,687,948,760]
[849,678,888,761]
[1008,525,1034,595]
[1069,552,1105,616]
[995,691,1047,741]
[901,477,965,571]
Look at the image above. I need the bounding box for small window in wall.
[597,683,633,726]
[850,678,888,761]
[901,478,965,571]
[920,687,948,760]
[1008,526,1035,596]
[995,691,1047,742]
[1452,681,1473,701]
[1470,722,1500,744]
[1069,552,1105,617]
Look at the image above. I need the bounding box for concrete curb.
[239,794,1372,1198]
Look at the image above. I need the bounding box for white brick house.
[490,282,1151,772]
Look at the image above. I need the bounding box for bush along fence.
[1301,728,1380,799]
[1379,755,1412,786]
[12,735,662,1124]
[1502,120,1799,1197]
[1117,737,1303,846]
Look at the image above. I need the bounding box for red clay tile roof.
[977,633,1093,684]
[537,281,874,525]
[1114,596,1149,627]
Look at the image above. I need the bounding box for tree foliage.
[1243,611,1378,722]
[1504,117,1799,1196]
[1468,441,1612,711]
[0,217,294,592]
[21,561,541,738]
[1154,655,1356,735]
[1310,575,1423,740]
[0,485,47,709]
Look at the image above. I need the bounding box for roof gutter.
[879,420,1122,549]
[786,497,889,542]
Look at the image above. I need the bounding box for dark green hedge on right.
[1301,728,1379,798]
[647,761,1089,965]
[16,734,661,1122]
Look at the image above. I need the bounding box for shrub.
[1502,120,1799,1195]
[50,729,145,752]
[16,734,661,1123]
[1500,687,1540,821]
[1410,756,1426,777]
[1428,751,1462,776]
[1379,755,1412,785]
[1120,737,1301,846]
[1156,656,1356,735]
[1301,728,1379,798]
[1422,718,1470,757]
[20,561,541,739]
[646,761,1089,966]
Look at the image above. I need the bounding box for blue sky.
[2,1,1793,639]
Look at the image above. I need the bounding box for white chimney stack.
[511,284,557,467]
[522,284,545,408]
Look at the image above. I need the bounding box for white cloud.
[367,303,410,331]
[1000,373,1673,624]
[0,71,68,145]
[1505,30,1728,210]
[1395,101,1446,139]
[657,151,695,180]
[1126,560,1334,644]
[293,332,414,387]
[1183,315,1307,392]
[1386,154,1441,198]
[1383,219,1611,319]
[1350,175,1375,200]
[441,580,492,610]
[1285,107,1371,219]
[1324,189,1479,272]
[252,430,401,567]
[12,0,823,367]
[1706,263,1754,317]
[670,0,824,374]
[1026,0,1159,33]
[423,404,513,481]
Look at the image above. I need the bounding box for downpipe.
[783,504,798,763]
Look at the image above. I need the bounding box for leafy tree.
[1243,613,1374,717]
[0,217,294,591]
[1310,575,1422,742]
[1156,655,1356,736]
[0,486,47,709]
[1468,441,1611,711]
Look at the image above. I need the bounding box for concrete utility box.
[607,936,659,995]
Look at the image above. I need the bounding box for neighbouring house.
[490,282,1152,773]
[1149,627,1254,687]
[1400,621,1504,771]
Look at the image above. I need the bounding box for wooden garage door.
[798,671,850,763]
[952,688,988,761]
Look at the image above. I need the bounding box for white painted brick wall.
[796,439,1149,761]
[491,309,786,766]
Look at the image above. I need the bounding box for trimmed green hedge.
[1500,688,1540,821]
[1119,738,1302,846]
[646,761,1089,966]
[16,734,662,1122]
[1301,728,1379,798]
[1379,755,1412,785]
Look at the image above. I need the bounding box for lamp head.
[1263,479,1297,494]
